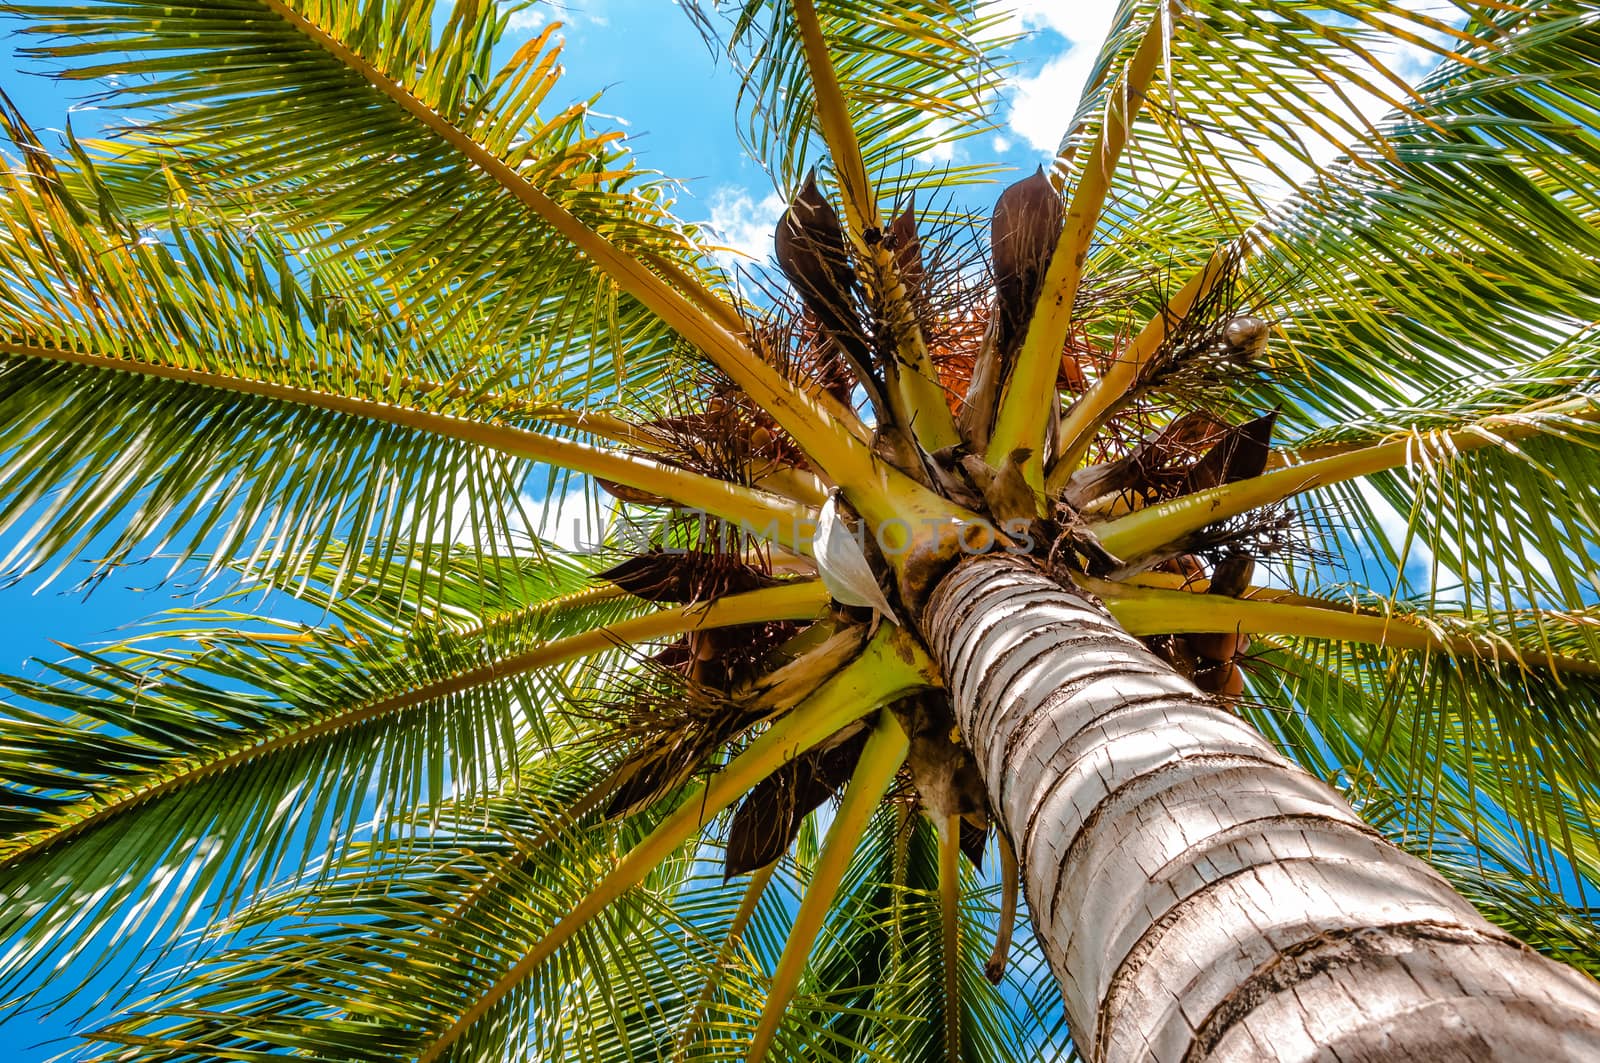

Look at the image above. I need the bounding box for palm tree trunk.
[922,555,1600,1061]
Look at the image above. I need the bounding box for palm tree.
[2,0,1600,1057]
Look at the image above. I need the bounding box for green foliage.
[1248,628,1600,918]
[72,797,1070,1061]
[1,0,1599,1056]
[5,0,706,354]
[0,547,641,1018]
[693,0,1015,201]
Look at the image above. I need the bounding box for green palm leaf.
[6,0,714,355]
[81,789,700,1062]
[1052,1,1600,438]
[695,0,1015,201]
[1248,630,1600,892]
[0,549,686,1015]
[0,119,802,593]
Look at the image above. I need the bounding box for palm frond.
[62,627,929,1061]
[2,0,891,486]
[1241,1,1600,430]
[693,0,1014,201]
[80,786,706,1063]
[60,704,1078,1060]
[1305,394,1600,626]
[0,124,813,592]
[1058,0,1479,208]
[729,804,1070,1062]
[1094,394,1600,597]
[1246,631,1600,905]
[1047,2,1600,445]
[4,0,716,362]
[0,560,825,1018]
[211,537,628,637]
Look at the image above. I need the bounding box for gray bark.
[922,555,1600,1061]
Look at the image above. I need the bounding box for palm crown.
[1,0,1599,1059]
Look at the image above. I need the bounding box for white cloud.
[997,0,1460,187]
[530,480,608,553]
[997,0,1120,153]
[505,0,607,35]
[914,116,959,165]
[1356,479,1435,586]
[1249,7,1455,193]
[1006,50,1094,154]
[418,465,607,554]
[702,185,787,271]
[505,7,548,33]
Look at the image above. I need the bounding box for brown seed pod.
[651,638,693,671]
[1064,412,1230,511]
[959,818,989,871]
[887,200,925,297]
[1190,554,1255,664]
[776,174,854,305]
[597,550,770,604]
[607,740,705,818]
[775,170,884,409]
[776,174,858,331]
[1194,658,1247,697]
[964,446,1038,526]
[723,728,868,878]
[596,478,672,506]
[1183,410,1279,493]
[962,168,1065,448]
[990,166,1064,358]
[1207,554,1255,598]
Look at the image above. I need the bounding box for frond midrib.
[0,339,820,530]
[244,0,881,487]
[0,582,827,870]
